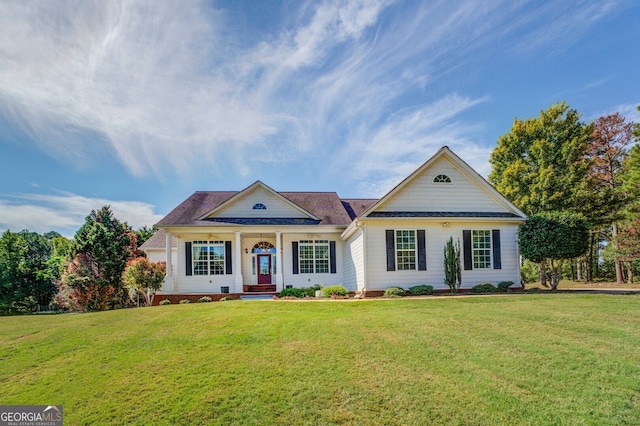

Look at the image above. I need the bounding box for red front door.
[257,254,272,284]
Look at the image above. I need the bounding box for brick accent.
[153,294,243,305]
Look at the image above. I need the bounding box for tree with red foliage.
[585,113,635,284]
[57,206,137,311]
[123,257,166,306]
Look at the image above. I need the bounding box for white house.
[141,147,526,300]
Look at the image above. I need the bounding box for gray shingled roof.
[139,229,177,249]
[341,199,378,220]
[155,191,373,227]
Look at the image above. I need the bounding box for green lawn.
[1,295,639,425]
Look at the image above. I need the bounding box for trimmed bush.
[472,283,498,293]
[384,287,406,297]
[279,284,322,298]
[279,287,306,298]
[497,281,514,292]
[322,285,349,297]
[409,285,434,296]
[219,296,233,301]
[179,299,191,304]
[158,299,171,305]
[198,296,212,303]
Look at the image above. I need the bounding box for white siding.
[377,157,511,213]
[342,229,364,291]
[175,234,236,293]
[282,233,345,289]
[213,188,309,218]
[145,248,178,290]
[364,220,520,291]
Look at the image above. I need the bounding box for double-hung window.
[395,230,416,270]
[193,240,225,275]
[472,230,491,269]
[299,240,329,273]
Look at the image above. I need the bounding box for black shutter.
[463,230,473,271]
[417,230,427,271]
[330,241,337,274]
[185,242,192,276]
[492,230,501,269]
[292,242,299,274]
[386,230,396,271]
[225,241,232,274]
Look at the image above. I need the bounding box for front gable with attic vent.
[198,181,318,222]
[362,147,525,219]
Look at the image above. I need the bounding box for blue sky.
[1,0,639,237]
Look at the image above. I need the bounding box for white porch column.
[275,231,283,292]
[235,232,244,293]
[164,231,173,294]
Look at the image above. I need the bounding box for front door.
[257,254,272,284]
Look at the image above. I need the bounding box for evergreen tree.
[61,206,136,310]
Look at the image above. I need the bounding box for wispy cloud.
[0,192,164,237]
[338,94,489,196]
[0,0,626,191]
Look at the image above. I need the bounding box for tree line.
[0,206,164,314]
[490,102,639,286]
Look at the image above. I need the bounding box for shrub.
[279,287,306,298]
[158,299,171,306]
[472,283,498,293]
[409,285,434,296]
[322,285,349,297]
[497,281,514,292]
[219,296,233,301]
[10,296,38,314]
[383,287,406,297]
[198,296,212,303]
[179,299,191,304]
[279,284,323,298]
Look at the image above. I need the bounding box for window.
[434,174,452,183]
[192,240,225,275]
[298,240,329,273]
[395,230,416,270]
[252,203,267,210]
[472,230,491,269]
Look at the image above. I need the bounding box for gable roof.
[197,181,320,221]
[156,184,361,227]
[360,146,526,219]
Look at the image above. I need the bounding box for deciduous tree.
[489,101,591,216]
[123,257,166,306]
[489,102,591,285]
[584,113,635,284]
[0,230,58,314]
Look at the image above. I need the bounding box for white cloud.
[0,192,164,237]
[0,1,274,177]
[614,103,640,124]
[0,0,627,192]
[337,94,489,196]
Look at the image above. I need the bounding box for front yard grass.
[1,294,639,425]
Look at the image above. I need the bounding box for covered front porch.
[240,232,284,291]
[161,230,287,294]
